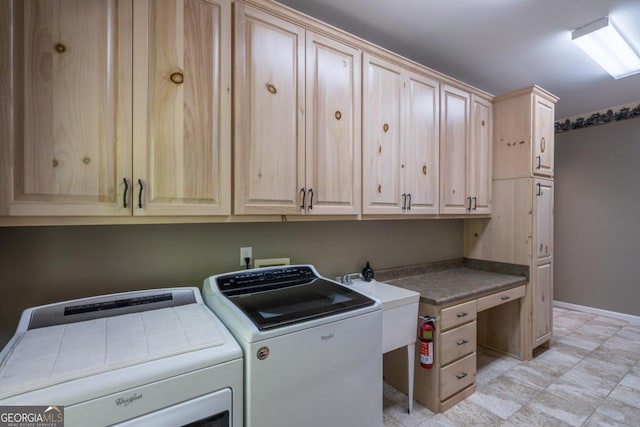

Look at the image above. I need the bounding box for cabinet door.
[1,0,132,216]
[533,95,554,177]
[403,72,439,215]
[533,261,553,347]
[468,96,492,214]
[133,0,231,216]
[305,32,361,215]
[234,4,305,214]
[534,179,553,261]
[440,85,470,215]
[362,54,403,214]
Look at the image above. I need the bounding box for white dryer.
[0,288,243,427]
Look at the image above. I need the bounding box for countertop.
[382,260,527,306]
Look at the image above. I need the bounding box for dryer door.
[116,388,232,427]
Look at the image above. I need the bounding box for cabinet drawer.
[440,352,476,400]
[440,321,476,366]
[440,300,477,330]
[477,285,525,312]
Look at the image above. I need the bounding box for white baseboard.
[554,300,640,325]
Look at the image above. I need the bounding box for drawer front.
[440,352,476,400]
[440,321,476,366]
[440,300,477,330]
[477,285,526,312]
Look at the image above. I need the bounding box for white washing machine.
[0,288,243,427]
[203,265,383,427]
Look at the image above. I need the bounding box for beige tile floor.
[383,307,640,426]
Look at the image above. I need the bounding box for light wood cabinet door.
[403,72,440,215]
[533,261,553,346]
[1,0,132,216]
[534,179,553,261]
[468,95,492,214]
[133,0,231,216]
[305,32,361,215]
[533,94,554,177]
[363,54,404,214]
[234,4,305,214]
[440,85,470,215]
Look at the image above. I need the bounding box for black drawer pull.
[456,312,468,318]
[501,295,511,301]
[456,339,469,346]
[456,372,468,380]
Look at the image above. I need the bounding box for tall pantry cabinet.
[464,85,558,357]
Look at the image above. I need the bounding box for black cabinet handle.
[536,155,541,169]
[401,193,407,210]
[137,179,144,209]
[300,188,306,209]
[123,178,129,208]
[472,196,477,211]
[536,183,542,196]
[407,193,412,210]
[467,197,472,212]
[308,188,313,210]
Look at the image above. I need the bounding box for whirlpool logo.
[115,392,142,407]
[0,405,64,427]
[320,332,334,341]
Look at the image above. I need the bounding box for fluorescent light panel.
[572,16,640,79]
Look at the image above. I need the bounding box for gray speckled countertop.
[384,262,527,306]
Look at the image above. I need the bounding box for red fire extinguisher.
[419,317,434,369]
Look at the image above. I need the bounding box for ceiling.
[278,0,640,119]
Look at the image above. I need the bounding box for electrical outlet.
[240,247,252,266]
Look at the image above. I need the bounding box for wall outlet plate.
[254,257,291,268]
[240,247,252,266]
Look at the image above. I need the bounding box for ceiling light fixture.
[572,16,640,79]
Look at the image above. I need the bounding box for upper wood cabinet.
[234,4,305,215]
[440,86,492,215]
[363,54,439,215]
[1,0,231,217]
[493,85,558,180]
[305,32,361,215]
[234,3,361,215]
[133,0,231,216]
[440,85,469,214]
[1,0,133,216]
[469,95,493,214]
[533,95,554,177]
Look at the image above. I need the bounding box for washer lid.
[0,304,226,399]
[221,277,376,330]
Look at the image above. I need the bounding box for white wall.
[554,118,640,316]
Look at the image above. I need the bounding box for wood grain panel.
[469,95,492,214]
[134,0,231,215]
[234,4,305,214]
[440,85,469,214]
[305,32,361,214]
[403,72,439,214]
[5,0,132,215]
[362,54,403,214]
[533,95,554,177]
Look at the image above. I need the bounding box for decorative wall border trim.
[555,103,640,134]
